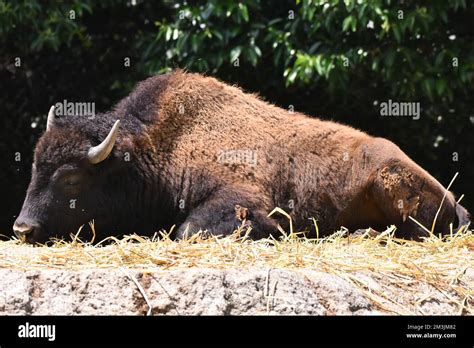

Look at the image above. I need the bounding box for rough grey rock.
[0,268,371,315]
[0,267,466,315]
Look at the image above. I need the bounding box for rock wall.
[1,267,467,315]
[1,268,373,315]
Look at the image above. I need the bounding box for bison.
[13,70,470,243]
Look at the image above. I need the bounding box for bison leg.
[175,186,278,240]
[370,160,458,240]
[351,227,381,238]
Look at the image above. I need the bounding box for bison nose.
[13,220,41,242]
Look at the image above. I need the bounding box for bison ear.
[46,105,55,131]
[87,120,120,164]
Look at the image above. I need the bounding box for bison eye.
[65,178,81,186]
[53,166,84,189]
[63,174,82,186]
[59,173,82,187]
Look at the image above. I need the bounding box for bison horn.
[87,120,120,164]
[46,105,55,131]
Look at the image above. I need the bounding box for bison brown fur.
[13,70,470,243]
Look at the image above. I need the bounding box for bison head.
[13,106,123,244]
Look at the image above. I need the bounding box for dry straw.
[0,222,472,315]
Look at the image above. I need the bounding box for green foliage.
[0,0,473,232]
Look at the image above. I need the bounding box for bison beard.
[13,70,470,243]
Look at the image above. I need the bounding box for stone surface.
[0,267,468,315]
